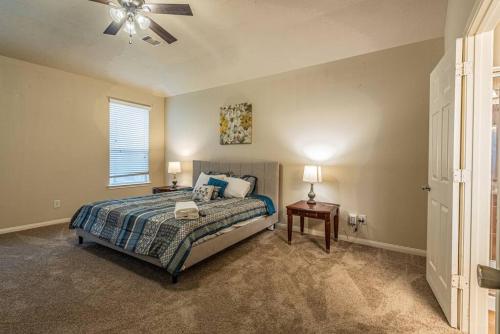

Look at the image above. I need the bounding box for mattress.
[193,215,265,246]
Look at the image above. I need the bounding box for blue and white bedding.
[69,190,275,274]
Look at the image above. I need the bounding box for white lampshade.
[168,161,181,174]
[303,165,322,183]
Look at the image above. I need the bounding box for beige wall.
[0,55,165,230]
[444,0,479,51]
[165,38,443,250]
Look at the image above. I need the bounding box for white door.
[426,39,463,328]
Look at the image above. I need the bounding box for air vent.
[143,36,161,46]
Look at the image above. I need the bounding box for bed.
[70,160,280,283]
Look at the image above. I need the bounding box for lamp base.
[171,176,178,189]
[307,183,316,205]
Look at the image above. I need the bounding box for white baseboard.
[277,223,426,257]
[337,234,426,257]
[0,218,70,235]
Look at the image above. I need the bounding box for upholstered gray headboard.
[192,160,280,211]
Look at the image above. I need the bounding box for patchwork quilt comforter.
[70,190,275,274]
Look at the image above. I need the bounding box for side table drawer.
[288,209,321,219]
[303,211,320,219]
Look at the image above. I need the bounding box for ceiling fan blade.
[104,19,125,35]
[149,19,177,44]
[89,0,113,5]
[143,4,193,16]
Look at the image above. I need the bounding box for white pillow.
[224,177,251,198]
[194,172,226,189]
[192,185,215,202]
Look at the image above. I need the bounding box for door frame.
[466,30,492,334]
[464,1,500,333]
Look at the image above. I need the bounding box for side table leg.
[325,219,331,253]
[300,215,304,235]
[334,211,339,241]
[287,214,293,245]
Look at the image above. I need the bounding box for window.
[109,98,150,187]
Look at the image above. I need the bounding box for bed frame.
[76,160,280,284]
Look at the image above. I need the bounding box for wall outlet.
[53,200,61,209]
[357,214,367,224]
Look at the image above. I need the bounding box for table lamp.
[168,161,181,188]
[303,165,322,205]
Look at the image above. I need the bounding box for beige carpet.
[0,224,458,334]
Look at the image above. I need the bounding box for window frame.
[107,97,152,188]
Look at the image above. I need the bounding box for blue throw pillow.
[207,177,229,197]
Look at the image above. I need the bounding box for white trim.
[489,294,496,312]
[460,35,476,333]
[337,234,426,257]
[459,2,500,332]
[277,223,426,257]
[107,181,151,189]
[0,218,70,235]
[468,31,494,334]
[475,0,500,34]
[465,0,500,36]
[108,97,151,110]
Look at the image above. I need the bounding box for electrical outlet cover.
[348,214,357,226]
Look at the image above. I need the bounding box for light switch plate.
[348,214,357,226]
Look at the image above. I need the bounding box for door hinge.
[453,169,470,183]
[451,274,469,290]
[456,61,473,77]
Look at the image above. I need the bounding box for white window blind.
[109,98,150,186]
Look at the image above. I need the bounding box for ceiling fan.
[89,0,193,45]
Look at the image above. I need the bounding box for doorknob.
[477,264,500,289]
[421,185,431,192]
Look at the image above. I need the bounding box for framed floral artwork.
[219,103,252,145]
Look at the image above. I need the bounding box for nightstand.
[286,200,340,253]
[152,186,191,194]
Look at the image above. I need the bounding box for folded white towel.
[174,201,199,220]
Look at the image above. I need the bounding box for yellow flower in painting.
[220,115,229,134]
[219,103,252,144]
[241,113,252,129]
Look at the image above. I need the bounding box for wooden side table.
[152,186,191,194]
[286,200,340,253]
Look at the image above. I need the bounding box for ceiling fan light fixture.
[136,14,151,30]
[109,7,125,23]
[92,1,193,45]
[124,20,137,35]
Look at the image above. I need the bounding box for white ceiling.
[0,0,447,96]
